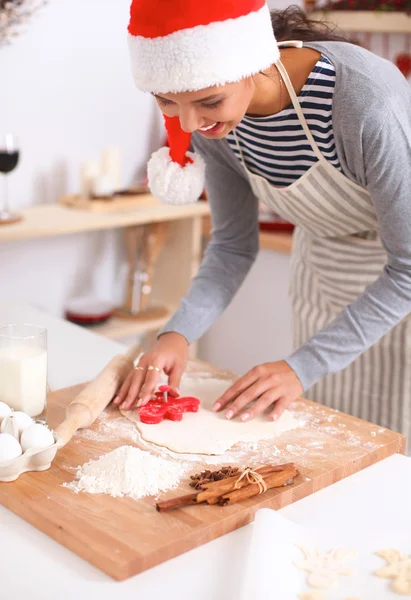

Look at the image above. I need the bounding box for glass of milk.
[0,324,48,421]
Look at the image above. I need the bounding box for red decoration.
[310,0,410,10]
[395,53,411,77]
[259,220,295,232]
[138,391,200,425]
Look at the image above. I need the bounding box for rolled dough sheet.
[121,376,300,455]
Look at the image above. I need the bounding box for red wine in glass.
[0,134,21,225]
[0,150,19,174]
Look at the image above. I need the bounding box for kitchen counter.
[0,302,409,600]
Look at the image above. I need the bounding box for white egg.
[20,423,55,453]
[0,433,22,463]
[0,414,18,438]
[9,411,33,438]
[0,402,12,424]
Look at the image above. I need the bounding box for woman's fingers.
[239,387,285,422]
[167,362,184,394]
[116,357,183,411]
[213,368,262,412]
[269,396,290,421]
[114,333,189,411]
[222,377,278,420]
[136,366,163,407]
[120,367,149,410]
[113,370,134,406]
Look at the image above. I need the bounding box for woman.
[115,1,411,441]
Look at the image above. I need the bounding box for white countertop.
[0,302,410,599]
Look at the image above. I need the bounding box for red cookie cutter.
[157,385,180,401]
[138,386,200,425]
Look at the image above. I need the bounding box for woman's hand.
[113,332,189,411]
[213,361,303,422]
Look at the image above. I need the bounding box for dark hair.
[271,6,351,44]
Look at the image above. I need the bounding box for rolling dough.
[122,376,300,455]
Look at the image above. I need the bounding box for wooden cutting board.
[0,369,405,581]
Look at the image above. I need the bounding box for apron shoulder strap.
[276,49,326,164]
[277,40,304,48]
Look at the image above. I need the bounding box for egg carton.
[0,435,61,482]
[0,412,62,483]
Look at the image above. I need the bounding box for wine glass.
[0,134,22,225]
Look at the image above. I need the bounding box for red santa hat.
[128,1,279,205]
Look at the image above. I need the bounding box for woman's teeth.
[198,123,218,132]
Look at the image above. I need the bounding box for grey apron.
[233,52,411,439]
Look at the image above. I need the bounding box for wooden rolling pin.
[54,343,141,447]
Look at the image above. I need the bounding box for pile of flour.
[65,446,187,500]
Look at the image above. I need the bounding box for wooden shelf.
[259,230,294,254]
[0,195,210,243]
[202,215,293,255]
[91,218,294,342]
[0,195,208,351]
[310,10,411,33]
[84,312,172,341]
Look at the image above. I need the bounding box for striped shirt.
[226,55,341,187]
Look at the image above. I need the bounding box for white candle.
[91,173,116,197]
[80,160,100,198]
[102,147,122,190]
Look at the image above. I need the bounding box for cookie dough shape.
[375,549,411,596]
[295,543,358,589]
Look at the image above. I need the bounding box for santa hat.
[128,1,279,205]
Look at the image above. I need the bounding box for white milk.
[0,344,47,417]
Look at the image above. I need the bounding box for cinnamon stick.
[219,465,298,506]
[155,463,298,512]
[196,465,289,503]
[199,463,293,491]
[156,492,199,512]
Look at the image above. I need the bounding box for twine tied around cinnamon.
[234,468,268,494]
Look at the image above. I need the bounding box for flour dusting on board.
[67,370,386,484]
[64,446,188,500]
[75,411,243,465]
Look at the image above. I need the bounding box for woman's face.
[154,78,255,139]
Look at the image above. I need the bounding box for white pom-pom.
[147,147,205,205]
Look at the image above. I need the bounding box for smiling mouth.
[197,122,224,135]
[198,123,218,131]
